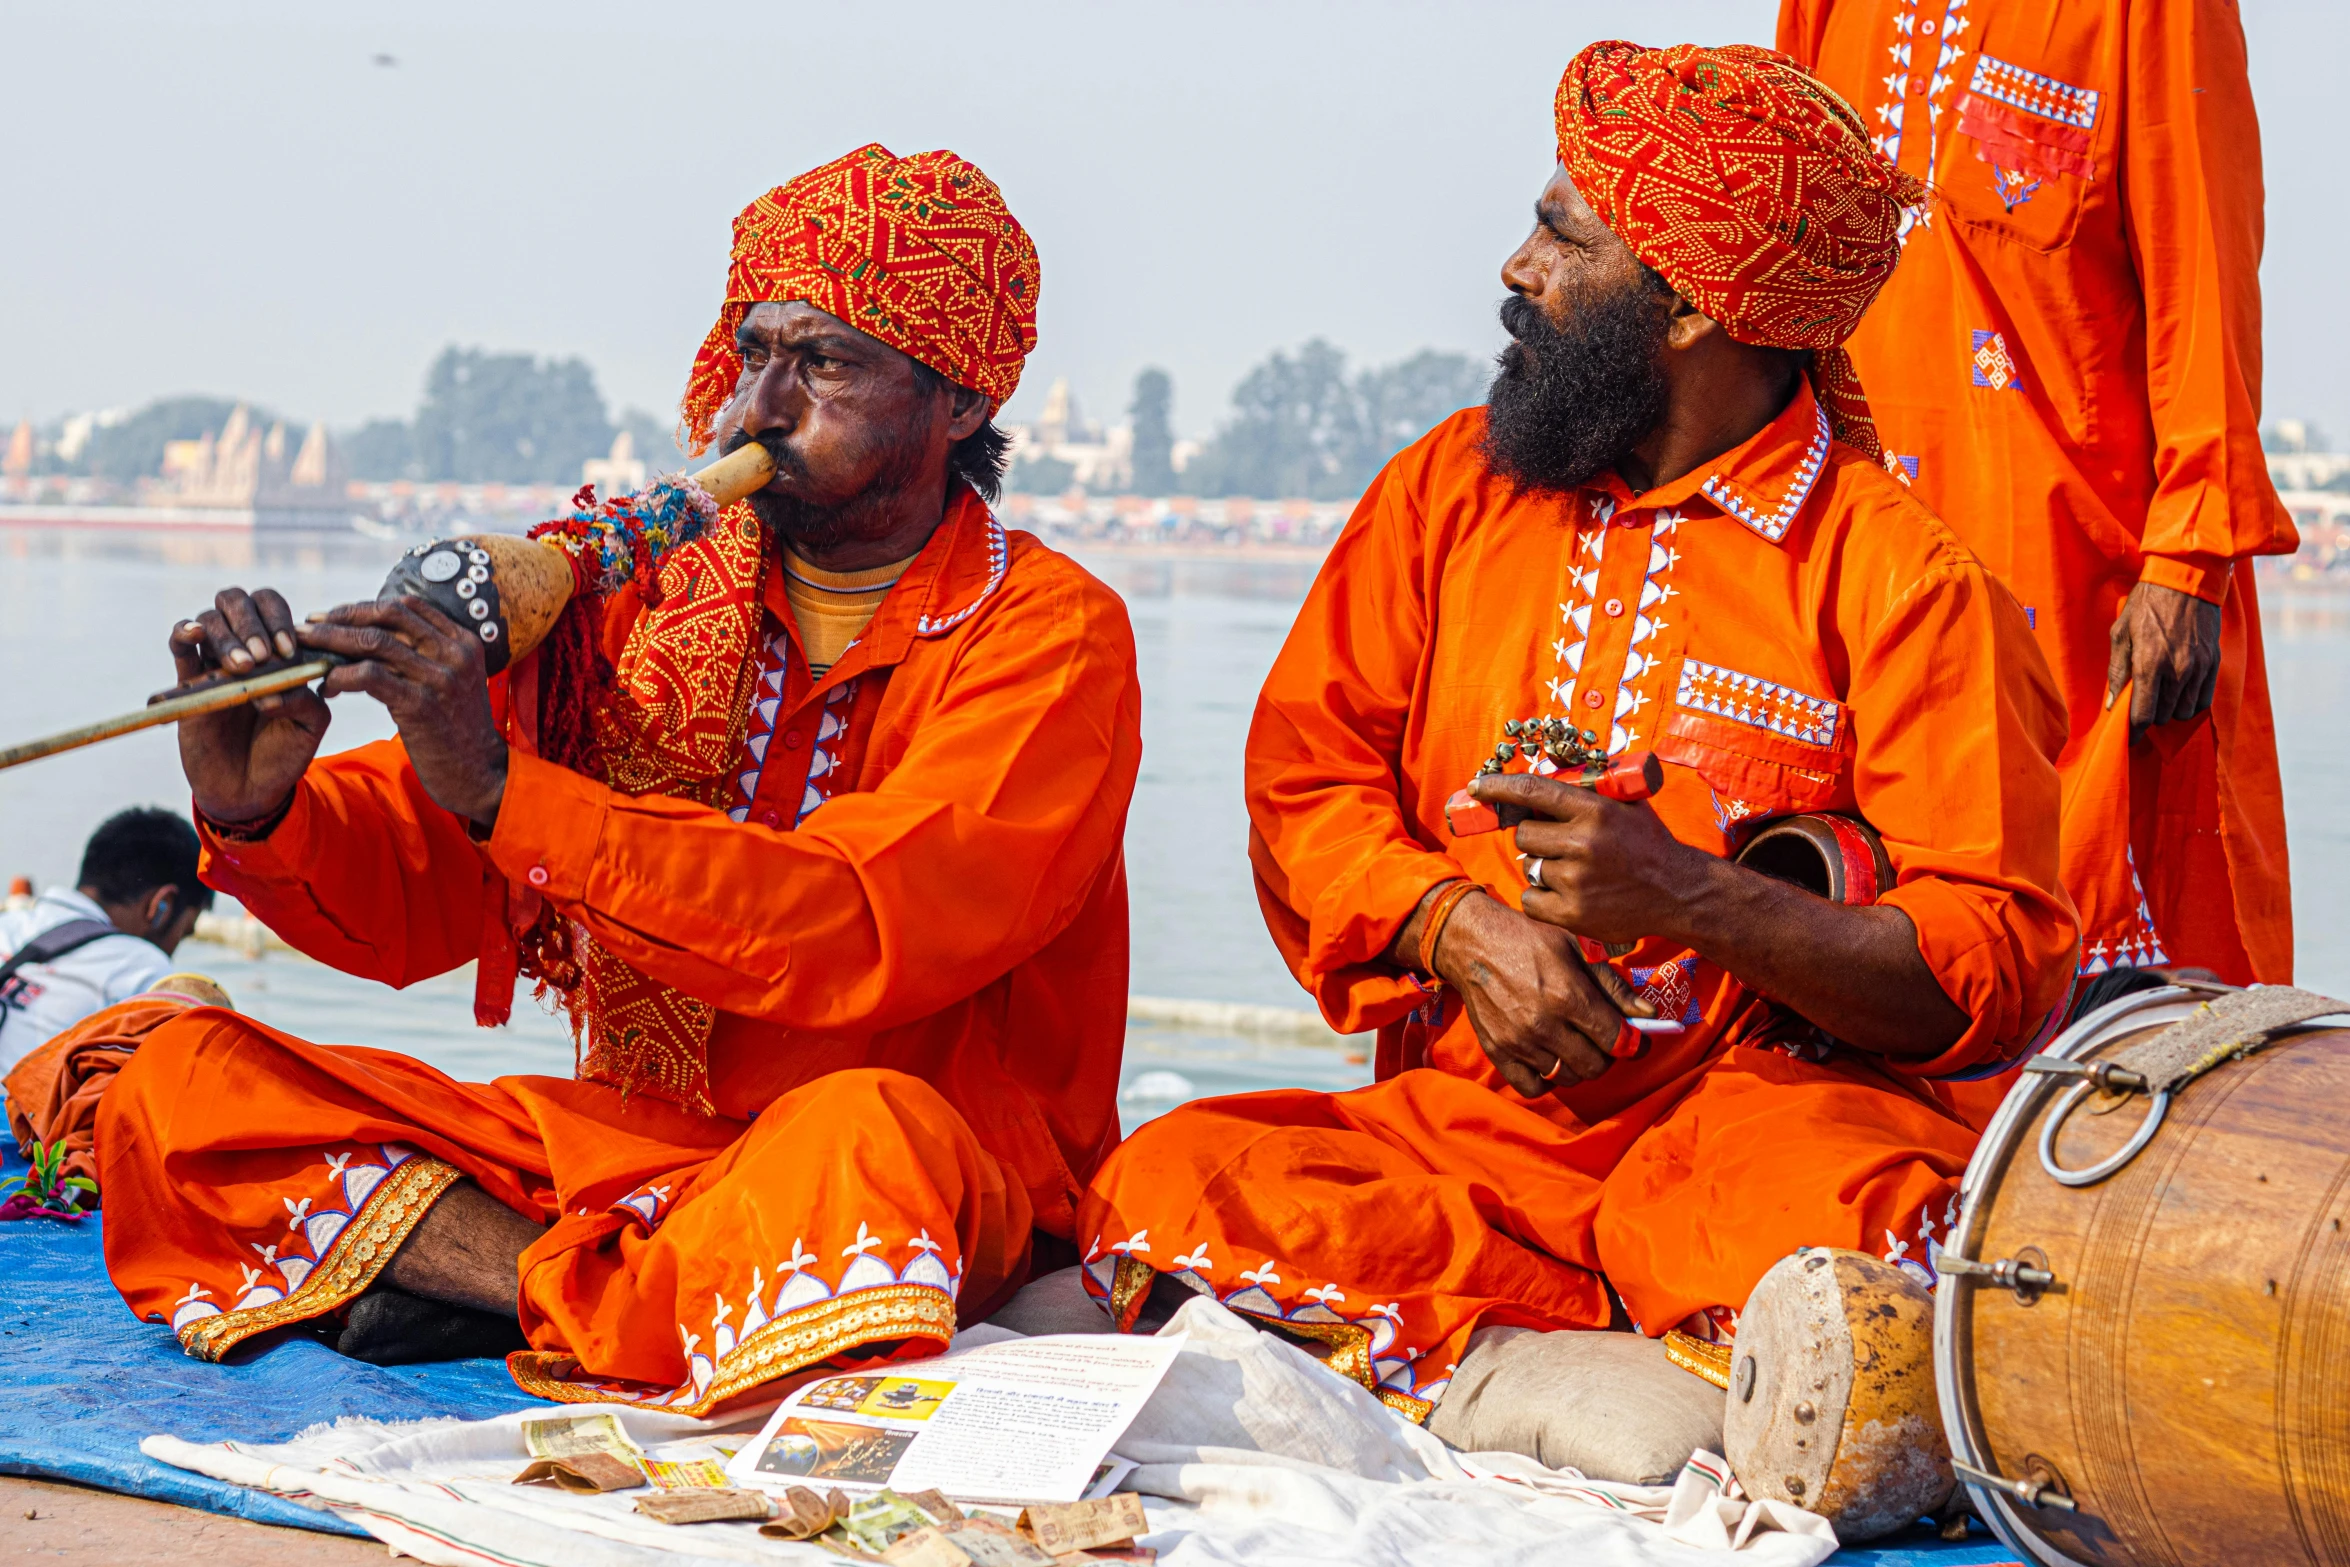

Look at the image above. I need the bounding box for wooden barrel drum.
[1936,983,2350,1566]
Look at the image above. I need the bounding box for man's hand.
[1476,769,1966,1059]
[172,587,331,828]
[1475,772,1713,945]
[2107,581,2223,737]
[300,597,509,828]
[1392,877,1652,1097]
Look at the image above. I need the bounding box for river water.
[3,529,2345,1129]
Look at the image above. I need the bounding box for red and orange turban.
[679,143,1042,453]
[1554,41,1925,459]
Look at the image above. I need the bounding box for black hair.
[907,360,1013,503]
[77,807,213,912]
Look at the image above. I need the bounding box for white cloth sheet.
[144,1298,1838,1567]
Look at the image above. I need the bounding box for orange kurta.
[100,495,1144,1414]
[1078,382,2076,1418]
[1778,0,2296,985]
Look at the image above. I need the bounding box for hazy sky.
[3,0,2341,441]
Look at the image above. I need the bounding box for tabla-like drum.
[1935,983,2350,1567]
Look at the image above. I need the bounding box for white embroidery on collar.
[915,513,1009,637]
[1699,402,1831,544]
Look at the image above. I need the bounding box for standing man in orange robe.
[1779,0,2295,988]
[98,145,1144,1414]
[1078,43,2076,1421]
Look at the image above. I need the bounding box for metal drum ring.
[2037,1080,2170,1188]
[1935,983,2220,1567]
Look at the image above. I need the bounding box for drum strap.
[2112,985,2349,1095]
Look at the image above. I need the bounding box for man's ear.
[1661,294,1720,353]
[141,885,178,937]
[945,384,988,443]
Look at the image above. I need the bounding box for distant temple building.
[1004,380,1134,491]
[580,429,647,501]
[150,404,361,528]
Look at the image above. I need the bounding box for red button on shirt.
[783,729,804,750]
[526,865,549,887]
[1582,689,1605,710]
[756,808,784,828]
[1603,597,1625,618]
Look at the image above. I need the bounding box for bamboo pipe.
[0,442,776,774]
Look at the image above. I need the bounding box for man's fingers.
[1493,1055,1552,1099]
[168,618,210,682]
[1471,770,1605,822]
[300,618,441,683]
[251,588,300,662]
[2129,621,2163,733]
[1585,960,1655,1018]
[256,684,332,731]
[2189,655,2220,723]
[2105,611,2132,711]
[319,657,423,709]
[215,587,276,669]
[307,595,477,676]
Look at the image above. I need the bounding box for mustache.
[720,424,808,484]
[1499,294,1545,342]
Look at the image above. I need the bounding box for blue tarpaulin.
[0,1146,2011,1561]
[0,1146,546,1537]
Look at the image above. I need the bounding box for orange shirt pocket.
[1947,47,2109,254]
[1655,659,1852,819]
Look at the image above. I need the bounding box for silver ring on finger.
[1521,854,1546,891]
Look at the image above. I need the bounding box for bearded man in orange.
[97,145,1144,1412]
[1077,44,2076,1420]
[1778,0,2295,991]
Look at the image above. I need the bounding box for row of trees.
[343,347,673,484]
[1058,341,1491,501]
[32,338,1488,497]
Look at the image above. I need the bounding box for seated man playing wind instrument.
[99,145,1144,1412]
[1079,43,2078,1419]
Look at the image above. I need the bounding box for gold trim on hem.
[179,1155,461,1362]
[508,1283,958,1418]
[1108,1255,1156,1331]
[1664,1329,1734,1390]
[1376,1387,1435,1425]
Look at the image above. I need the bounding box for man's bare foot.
[382,1178,542,1316]
[336,1286,529,1365]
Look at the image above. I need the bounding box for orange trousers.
[1077,1053,1975,1419]
[98,1010,1032,1414]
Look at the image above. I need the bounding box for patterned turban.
[1553,41,1925,460]
[680,143,1041,453]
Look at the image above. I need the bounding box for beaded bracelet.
[1417,879,1480,980]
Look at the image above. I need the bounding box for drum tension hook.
[1953,1458,2076,1513]
[2021,1056,2148,1095]
[1938,1247,2057,1304]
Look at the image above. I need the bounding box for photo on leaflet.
[795,1375,955,1421]
[752,1418,915,1485]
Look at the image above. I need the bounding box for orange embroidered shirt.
[1778,0,2295,982]
[1248,379,2078,1101]
[197,502,1144,1239]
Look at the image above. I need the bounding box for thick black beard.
[729,426,930,555]
[1482,286,1673,495]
